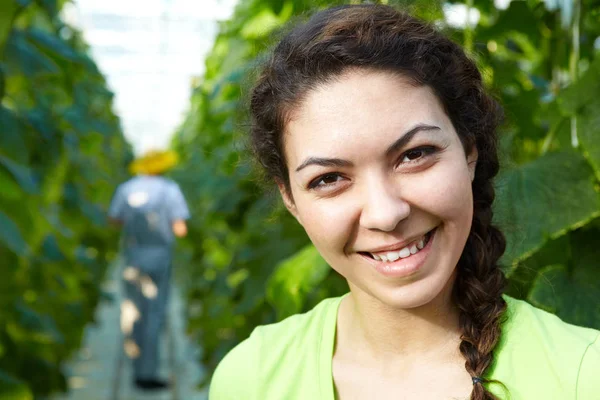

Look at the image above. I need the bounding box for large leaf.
[494,150,600,266]
[527,228,600,330]
[266,244,330,319]
[505,233,570,299]
[577,97,600,181]
[558,55,600,115]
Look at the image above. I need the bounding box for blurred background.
[0,0,599,399]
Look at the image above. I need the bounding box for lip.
[360,228,437,278]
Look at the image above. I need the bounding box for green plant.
[0,0,131,396]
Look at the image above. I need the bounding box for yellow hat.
[129,150,179,175]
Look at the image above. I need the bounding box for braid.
[453,94,508,399]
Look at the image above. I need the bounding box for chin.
[353,267,458,311]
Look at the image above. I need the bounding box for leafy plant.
[0,0,131,397]
[172,0,600,387]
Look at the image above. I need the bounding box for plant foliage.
[0,0,131,396]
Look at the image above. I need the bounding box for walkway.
[52,261,208,400]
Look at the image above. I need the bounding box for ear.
[277,180,301,223]
[467,145,478,182]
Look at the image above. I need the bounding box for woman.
[210,5,600,399]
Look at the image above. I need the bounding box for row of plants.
[0,0,131,397]
[171,0,600,387]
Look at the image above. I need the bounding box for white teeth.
[387,252,400,262]
[398,247,411,258]
[368,234,430,262]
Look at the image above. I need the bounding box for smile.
[358,228,437,278]
[363,229,434,262]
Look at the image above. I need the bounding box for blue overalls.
[109,175,190,380]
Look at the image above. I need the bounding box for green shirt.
[210,295,600,399]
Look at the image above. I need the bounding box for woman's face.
[280,70,477,309]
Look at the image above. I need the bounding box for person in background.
[109,149,190,390]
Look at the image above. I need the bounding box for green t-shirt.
[209,295,600,399]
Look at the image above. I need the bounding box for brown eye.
[309,173,343,189]
[400,146,437,164]
[403,149,424,161]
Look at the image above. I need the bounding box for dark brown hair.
[250,4,507,399]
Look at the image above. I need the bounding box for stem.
[541,117,566,154]
[569,0,581,148]
[464,0,474,53]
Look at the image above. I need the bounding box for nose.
[359,176,410,232]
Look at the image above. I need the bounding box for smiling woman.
[209,4,600,400]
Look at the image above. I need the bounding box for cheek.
[295,197,356,255]
[410,162,474,221]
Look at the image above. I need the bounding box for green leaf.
[578,97,600,181]
[36,0,58,18]
[0,155,39,194]
[0,210,29,256]
[494,150,600,266]
[266,244,330,319]
[4,31,60,76]
[477,1,540,42]
[25,108,55,140]
[0,106,28,163]
[527,228,600,329]
[27,28,81,62]
[558,56,600,115]
[240,7,283,39]
[0,63,5,99]
[14,302,65,344]
[505,233,570,299]
[0,1,19,53]
[0,167,24,200]
[0,371,33,400]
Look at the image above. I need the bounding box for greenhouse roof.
[65,0,238,155]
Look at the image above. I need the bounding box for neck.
[338,276,461,362]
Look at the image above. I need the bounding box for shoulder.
[158,177,182,193]
[503,295,599,346]
[576,332,600,398]
[209,296,342,400]
[117,177,141,192]
[209,332,259,400]
[490,295,600,399]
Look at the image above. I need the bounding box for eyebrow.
[295,157,352,172]
[294,123,441,173]
[384,124,441,158]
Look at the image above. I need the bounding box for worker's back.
[109,175,190,273]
